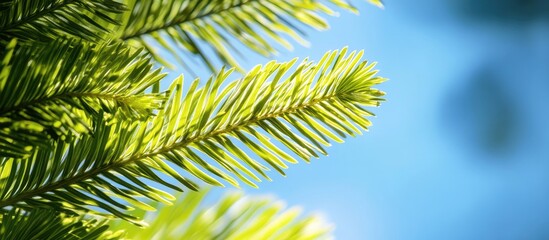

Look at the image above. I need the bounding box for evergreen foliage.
[0,0,385,238]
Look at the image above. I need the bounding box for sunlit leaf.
[119,0,360,71]
[0,208,123,240]
[0,0,126,44]
[110,189,334,240]
[0,38,166,159]
[0,48,384,223]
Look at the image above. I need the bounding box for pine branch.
[0,39,165,159]
[0,0,76,32]
[0,91,344,206]
[119,0,360,71]
[120,0,259,41]
[0,48,385,224]
[0,0,126,43]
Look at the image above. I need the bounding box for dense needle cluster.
[0,0,384,238]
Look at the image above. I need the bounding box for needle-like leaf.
[0,38,166,159]
[0,208,123,240]
[109,189,334,240]
[0,0,126,44]
[0,48,385,223]
[119,0,361,71]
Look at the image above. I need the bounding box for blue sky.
[161,1,549,239]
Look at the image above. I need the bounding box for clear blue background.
[163,1,549,239]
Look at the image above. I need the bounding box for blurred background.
[164,1,549,239]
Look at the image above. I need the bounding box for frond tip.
[144,46,386,186]
[0,48,385,223]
